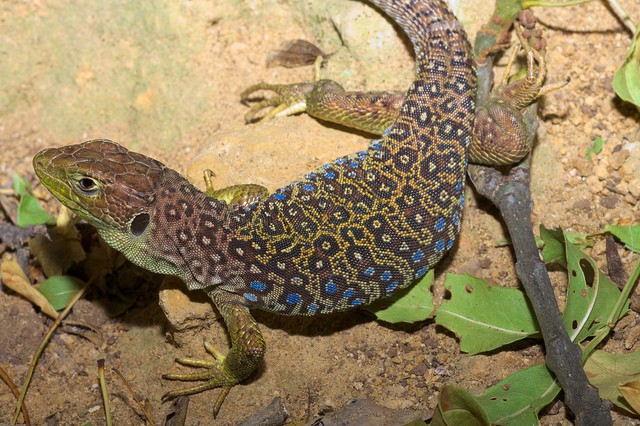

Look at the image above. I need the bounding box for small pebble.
[600,195,618,209]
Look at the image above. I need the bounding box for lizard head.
[33,139,166,237]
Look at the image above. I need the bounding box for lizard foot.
[161,341,234,418]
[202,169,269,208]
[470,9,569,165]
[161,297,266,418]
[240,81,317,123]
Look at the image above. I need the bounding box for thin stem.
[583,256,640,357]
[98,359,112,426]
[605,0,636,33]
[522,0,594,8]
[0,367,30,425]
[522,0,636,34]
[114,368,156,426]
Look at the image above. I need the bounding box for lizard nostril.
[33,154,44,170]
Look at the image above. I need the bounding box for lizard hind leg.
[470,10,569,165]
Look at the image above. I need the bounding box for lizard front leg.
[160,171,268,417]
[162,289,266,418]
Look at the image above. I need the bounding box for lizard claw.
[162,385,231,419]
[161,341,235,418]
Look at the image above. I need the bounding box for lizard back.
[215,0,477,315]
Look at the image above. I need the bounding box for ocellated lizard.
[33,0,476,417]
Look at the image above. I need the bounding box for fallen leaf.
[1,258,57,318]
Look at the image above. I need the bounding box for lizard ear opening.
[131,213,150,236]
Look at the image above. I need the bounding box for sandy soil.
[0,0,639,425]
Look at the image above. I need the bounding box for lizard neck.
[98,169,245,290]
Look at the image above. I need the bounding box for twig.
[604,0,636,34]
[114,367,156,425]
[0,367,30,425]
[468,161,613,425]
[522,0,595,8]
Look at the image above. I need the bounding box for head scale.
[33,139,166,235]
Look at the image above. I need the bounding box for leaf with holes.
[477,363,560,425]
[435,274,539,354]
[562,235,625,342]
[368,269,434,323]
[565,232,594,251]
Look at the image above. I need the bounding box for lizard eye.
[76,177,99,195]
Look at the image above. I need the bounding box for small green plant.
[372,224,640,424]
[613,28,640,108]
[586,136,605,160]
[13,173,55,227]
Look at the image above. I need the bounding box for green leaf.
[17,193,55,227]
[585,349,640,414]
[13,172,32,196]
[539,225,566,267]
[477,363,560,425]
[612,27,640,108]
[368,270,434,323]
[586,136,605,160]
[37,275,85,310]
[606,224,640,253]
[541,226,625,342]
[435,274,539,354]
[562,236,623,342]
[432,385,490,426]
[13,172,55,227]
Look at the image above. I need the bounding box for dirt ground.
[1,0,639,425]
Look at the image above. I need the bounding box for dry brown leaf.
[29,207,86,277]
[619,379,640,414]
[266,39,327,68]
[29,233,86,277]
[1,258,58,318]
